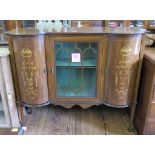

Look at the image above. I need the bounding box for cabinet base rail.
[21,100,51,108]
[19,100,131,109]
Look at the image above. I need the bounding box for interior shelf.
[57,86,96,97]
[56,68,96,97]
[56,59,96,67]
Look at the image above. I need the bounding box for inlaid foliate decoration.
[106,36,141,106]
[21,48,39,100]
[114,45,133,100]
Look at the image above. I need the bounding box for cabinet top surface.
[146,34,155,41]
[5,27,146,35]
[144,48,155,62]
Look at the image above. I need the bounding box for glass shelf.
[56,59,96,67]
[54,41,98,97]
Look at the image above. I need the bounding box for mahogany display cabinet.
[6,27,146,114]
[134,48,155,134]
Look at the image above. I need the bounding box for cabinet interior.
[55,42,98,97]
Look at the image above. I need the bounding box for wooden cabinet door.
[12,35,49,106]
[47,36,104,104]
[105,35,142,107]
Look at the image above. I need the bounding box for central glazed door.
[47,36,104,104]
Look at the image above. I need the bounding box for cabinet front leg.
[25,107,33,114]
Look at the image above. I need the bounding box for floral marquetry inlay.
[20,48,39,100]
[21,48,32,58]
[114,45,133,100]
[120,46,132,57]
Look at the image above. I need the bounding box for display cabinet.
[0,47,20,127]
[6,27,146,111]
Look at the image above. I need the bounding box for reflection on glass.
[0,94,6,125]
[55,42,97,67]
[23,20,36,28]
[55,41,98,97]
[108,20,124,28]
[56,68,96,97]
[130,20,144,28]
[149,20,155,27]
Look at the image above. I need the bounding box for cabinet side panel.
[134,58,154,134]
[12,35,49,106]
[105,35,142,106]
[151,76,155,103]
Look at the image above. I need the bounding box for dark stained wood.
[53,102,102,109]
[24,105,136,135]
[134,48,155,134]
[129,34,146,129]
[11,35,49,106]
[4,20,23,31]
[144,48,155,62]
[105,35,142,107]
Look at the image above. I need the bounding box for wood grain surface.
[105,35,142,106]
[12,35,49,106]
[24,105,136,135]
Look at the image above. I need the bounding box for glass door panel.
[56,68,96,97]
[129,20,144,28]
[55,41,98,98]
[108,20,124,27]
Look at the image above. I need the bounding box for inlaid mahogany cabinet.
[134,48,155,134]
[6,27,146,110]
